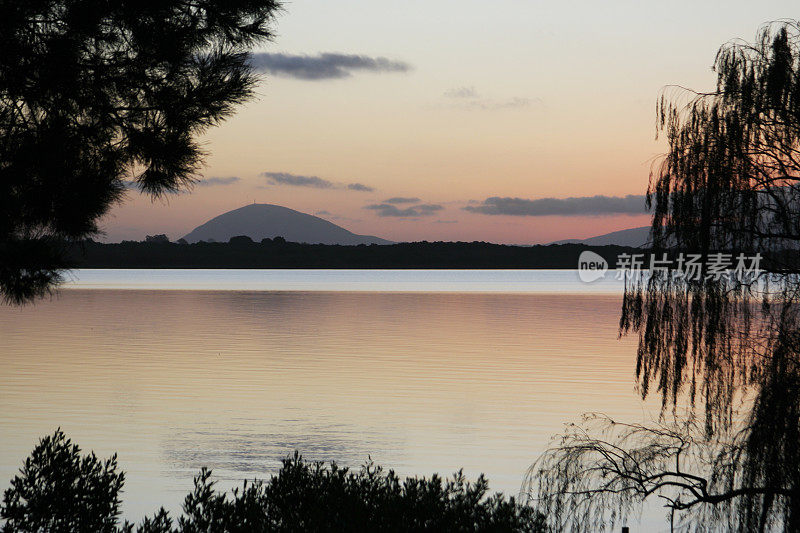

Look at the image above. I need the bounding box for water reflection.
[163,424,407,478]
[0,287,654,521]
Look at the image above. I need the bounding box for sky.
[103,0,800,244]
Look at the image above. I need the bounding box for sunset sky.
[104,0,798,244]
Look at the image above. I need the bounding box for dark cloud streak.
[347,183,374,192]
[366,203,443,217]
[383,197,421,204]
[249,52,411,80]
[464,195,649,216]
[262,172,374,193]
[197,176,241,187]
[262,172,334,189]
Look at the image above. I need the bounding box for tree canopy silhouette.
[528,20,800,532]
[1,429,125,532]
[0,0,280,304]
[2,429,544,532]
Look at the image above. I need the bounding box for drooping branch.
[623,21,800,429]
[524,413,793,532]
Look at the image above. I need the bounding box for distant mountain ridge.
[182,204,392,245]
[550,226,651,248]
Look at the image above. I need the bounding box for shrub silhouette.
[1,429,124,533]
[2,431,544,532]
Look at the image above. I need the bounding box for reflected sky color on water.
[64,269,626,293]
[1,271,663,526]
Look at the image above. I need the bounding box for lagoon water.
[60,268,627,293]
[0,270,663,526]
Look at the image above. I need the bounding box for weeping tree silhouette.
[526,21,800,532]
[0,0,281,304]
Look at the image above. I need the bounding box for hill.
[182,204,392,245]
[550,226,650,248]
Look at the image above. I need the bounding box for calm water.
[62,268,626,293]
[0,270,661,526]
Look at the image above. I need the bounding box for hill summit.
[181,204,392,245]
[550,226,650,248]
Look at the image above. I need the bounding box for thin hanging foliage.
[530,21,800,532]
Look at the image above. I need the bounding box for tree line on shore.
[65,238,644,270]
